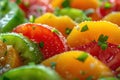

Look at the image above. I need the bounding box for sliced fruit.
[51,0,99,10]
[0,33,42,64]
[98,1,114,17]
[67,21,120,47]
[5,45,22,68]
[103,12,120,26]
[13,23,68,59]
[54,8,91,23]
[0,65,62,80]
[0,40,21,74]
[42,51,114,80]
[73,41,120,72]
[35,13,76,37]
[17,0,53,18]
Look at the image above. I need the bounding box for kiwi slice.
[0,33,43,64]
[0,65,62,80]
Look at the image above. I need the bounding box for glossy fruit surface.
[13,23,68,59]
[42,51,114,80]
[73,41,120,72]
[103,12,120,26]
[67,21,120,47]
[35,13,76,37]
[51,0,99,10]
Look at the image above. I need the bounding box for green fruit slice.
[0,65,62,80]
[0,33,43,64]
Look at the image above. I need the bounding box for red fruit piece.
[13,23,68,59]
[73,41,120,72]
[98,1,115,17]
[14,0,53,18]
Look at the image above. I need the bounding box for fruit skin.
[51,0,99,10]
[0,65,62,80]
[0,33,42,64]
[73,41,120,73]
[35,13,76,37]
[67,21,120,47]
[103,12,120,26]
[42,51,114,80]
[13,23,68,59]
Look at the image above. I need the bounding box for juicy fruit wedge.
[13,23,68,59]
[0,33,43,64]
[103,12,120,26]
[51,0,99,10]
[67,21,120,47]
[0,65,62,80]
[35,13,76,37]
[73,41,120,72]
[42,51,114,80]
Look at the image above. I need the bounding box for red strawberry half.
[13,23,68,59]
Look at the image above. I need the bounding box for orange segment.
[71,0,99,10]
[51,0,99,10]
[103,12,120,26]
[67,21,120,47]
[42,51,114,80]
[35,13,76,37]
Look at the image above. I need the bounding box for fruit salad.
[1,0,120,80]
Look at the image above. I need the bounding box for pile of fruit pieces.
[1,0,120,80]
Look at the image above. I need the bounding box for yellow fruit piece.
[42,51,113,80]
[35,13,76,37]
[51,0,99,10]
[67,21,120,47]
[103,12,120,26]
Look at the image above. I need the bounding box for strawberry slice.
[13,23,68,59]
[73,41,120,75]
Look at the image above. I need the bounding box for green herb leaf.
[2,38,6,43]
[65,28,72,35]
[39,42,44,48]
[104,2,112,9]
[29,15,35,23]
[118,45,120,48]
[50,62,56,69]
[77,52,88,62]
[54,7,60,16]
[80,70,87,75]
[51,28,60,35]
[98,34,108,50]
[16,0,22,4]
[81,24,89,32]
[86,76,93,80]
[62,0,70,8]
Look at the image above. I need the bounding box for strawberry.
[13,23,68,59]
